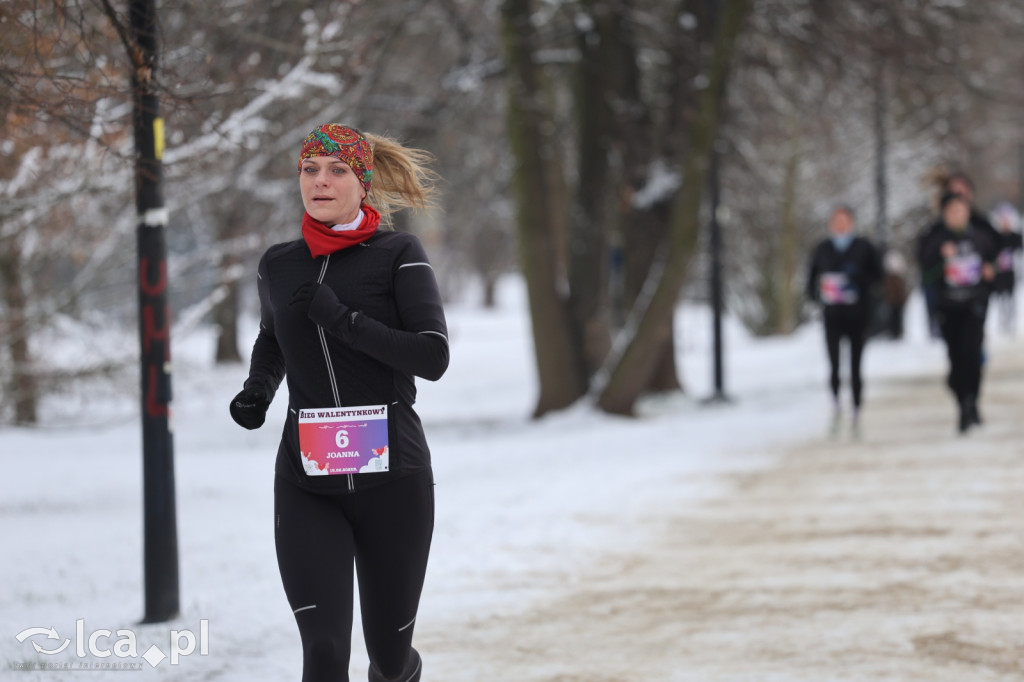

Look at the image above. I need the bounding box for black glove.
[290,280,356,341]
[229,386,270,430]
[288,281,320,315]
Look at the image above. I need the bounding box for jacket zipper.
[315,255,355,493]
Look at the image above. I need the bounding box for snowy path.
[4,284,1022,681]
[420,345,1024,681]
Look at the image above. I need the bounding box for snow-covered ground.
[2,278,1020,680]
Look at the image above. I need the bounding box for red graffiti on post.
[145,365,169,418]
[139,258,167,296]
[140,257,171,418]
[142,304,171,359]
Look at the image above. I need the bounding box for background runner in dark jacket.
[990,201,1023,334]
[916,171,999,338]
[920,192,998,434]
[230,124,447,682]
[806,205,882,438]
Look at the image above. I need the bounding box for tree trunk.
[596,0,749,415]
[644,322,681,393]
[621,204,683,394]
[609,0,683,395]
[776,141,801,335]
[214,272,242,363]
[502,0,586,416]
[0,236,38,424]
[568,0,620,378]
[213,204,244,364]
[873,57,889,247]
[482,275,497,308]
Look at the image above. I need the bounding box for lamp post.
[704,139,732,405]
[129,0,180,624]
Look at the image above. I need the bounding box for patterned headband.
[298,124,374,191]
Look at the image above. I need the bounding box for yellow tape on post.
[154,117,165,160]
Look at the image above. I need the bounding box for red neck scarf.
[301,204,381,258]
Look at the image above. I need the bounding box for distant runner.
[990,201,1023,335]
[919,192,998,433]
[806,205,882,439]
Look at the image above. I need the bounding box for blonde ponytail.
[363,132,441,225]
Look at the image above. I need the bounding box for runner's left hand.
[290,280,354,338]
[289,281,320,314]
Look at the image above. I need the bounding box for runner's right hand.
[230,387,270,430]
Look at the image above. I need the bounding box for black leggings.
[274,470,434,682]
[938,303,987,403]
[824,315,868,408]
[994,289,1015,333]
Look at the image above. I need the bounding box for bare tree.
[595,0,751,414]
[502,0,587,415]
[0,0,132,424]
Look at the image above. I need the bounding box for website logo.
[12,619,208,671]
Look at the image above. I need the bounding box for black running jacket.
[919,221,999,310]
[244,229,449,494]
[806,236,882,321]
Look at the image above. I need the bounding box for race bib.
[997,248,1014,273]
[820,272,858,305]
[298,405,389,476]
[944,253,981,287]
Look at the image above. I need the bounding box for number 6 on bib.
[297,405,389,476]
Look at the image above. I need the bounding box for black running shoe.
[958,400,972,434]
[970,401,982,426]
